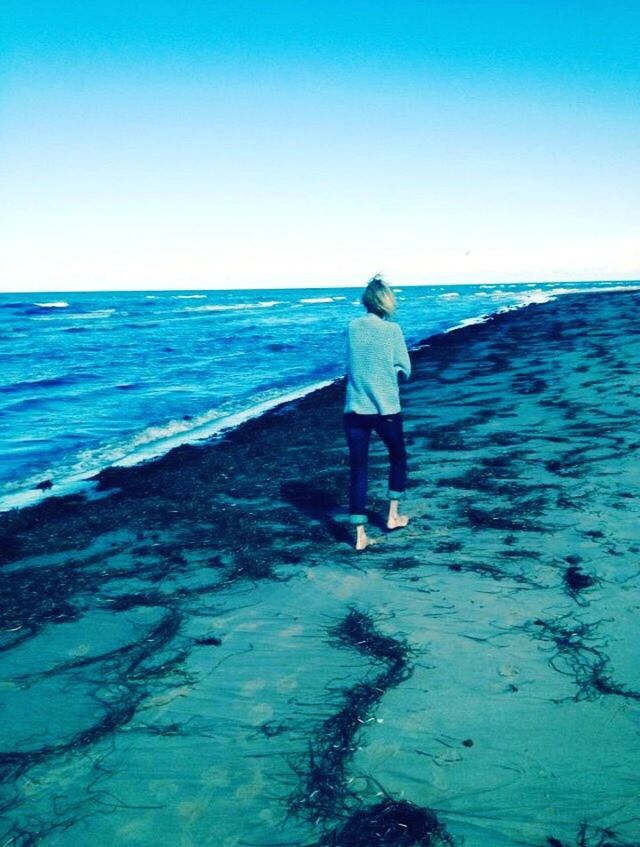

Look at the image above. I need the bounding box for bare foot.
[355,527,378,551]
[387,514,409,530]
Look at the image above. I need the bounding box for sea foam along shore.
[0,289,639,847]
[0,378,337,513]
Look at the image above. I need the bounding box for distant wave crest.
[70,309,116,320]
[185,301,281,312]
[0,375,78,394]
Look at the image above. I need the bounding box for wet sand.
[1,290,639,846]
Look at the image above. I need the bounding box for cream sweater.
[344,312,411,414]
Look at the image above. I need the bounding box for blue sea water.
[0,281,634,511]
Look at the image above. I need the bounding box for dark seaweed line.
[527,615,640,703]
[548,821,640,847]
[0,608,182,788]
[288,607,455,847]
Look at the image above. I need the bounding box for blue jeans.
[343,411,407,525]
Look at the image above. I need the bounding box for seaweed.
[0,561,89,634]
[434,540,463,554]
[260,721,291,738]
[564,565,597,602]
[463,500,550,533]
[424,426,468,451]
[547,823,640,847]
[290,608,413,820]
[499,548,541,560]
[0,609,183,785]
[437,464,545,499]
[0,541,217,650]
[195,635,222,646]
[318,799,454,847]
[227,553,276,581]
[331,609,411,667]
[386,557,424,571]
[526,615,640,703]
[447,560,541,586]
[0,533,22,564]
[289,608,454,846]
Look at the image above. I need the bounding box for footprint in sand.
[434,748,464,765]
[276,675,298,693]
[498,663,521,678]
[241,678,266,695]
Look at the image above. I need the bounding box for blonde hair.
[362,274,396,319]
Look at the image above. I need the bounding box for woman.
[344,275,411,550]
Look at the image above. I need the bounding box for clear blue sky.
[1,0,639,290]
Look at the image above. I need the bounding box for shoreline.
[1,289,639,846]
[2,283,636,517]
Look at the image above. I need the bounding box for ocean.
[0,280,634,511]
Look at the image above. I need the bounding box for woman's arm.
[344,327,351,377]
[393,324,411,379]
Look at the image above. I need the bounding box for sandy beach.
[1,289,639,846]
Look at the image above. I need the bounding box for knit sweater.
[344,312,411,414]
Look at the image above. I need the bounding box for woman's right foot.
[387,514,409,530]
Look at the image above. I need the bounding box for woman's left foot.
[355,526,377,551]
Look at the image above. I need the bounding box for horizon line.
[2,278,639,295]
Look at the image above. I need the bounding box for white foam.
[0,409,234,512]
[0,378,337,513]
[492,282,640,315]
[446,314,490,332]
[439,292,460,299]
[116,380,336,467]
[0,478,99,512]
[549,283,640,297]
[34,301,69,308]
[71,309,116,319]
[515,289,555,305]
[174,294,207,299]
[299,297,334,304]
[185,301,281,312]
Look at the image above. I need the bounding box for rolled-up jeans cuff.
[388,489,405,500]
[349,513,368,526]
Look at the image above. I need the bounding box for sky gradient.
[1,0,639,291]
